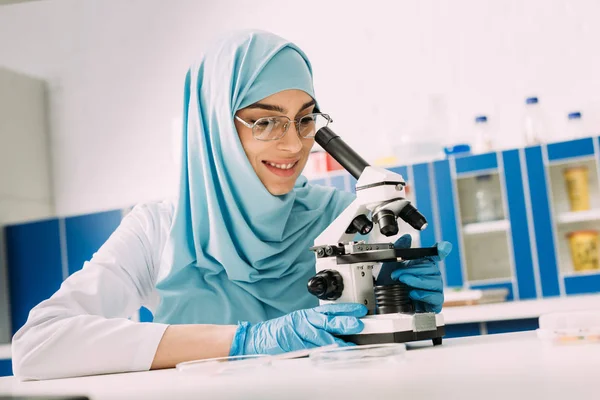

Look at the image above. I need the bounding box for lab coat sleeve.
[11,203,172,380]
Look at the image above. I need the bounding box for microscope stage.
[338,312,445,346]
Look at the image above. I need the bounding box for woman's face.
[234,89,316,195]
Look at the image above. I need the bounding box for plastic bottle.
[472,115,494,154]
[522,97,547,146]
[566,111,585,139]
[393,95,447,165]
[474,174,502,222]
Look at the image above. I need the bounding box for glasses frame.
[235,112,333,141]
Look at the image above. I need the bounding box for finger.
[433,241,452,261]
[396,274,443,292]
[309,314,365,335]
[297,324,340,348]
[334,337,356,348]
[313,302,368,317]
[394,234,412,249]
[390,264,440,278]
[409,290,444,309]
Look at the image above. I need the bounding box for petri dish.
[537,310,600,345]
[309,343,407,369]
[176,354,271,376]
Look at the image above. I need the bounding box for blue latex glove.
[376,234,452,313]
[229,303,367,356]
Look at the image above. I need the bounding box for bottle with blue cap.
[523,96,547,145]
[566,111,585,139]
[472,115,494,154]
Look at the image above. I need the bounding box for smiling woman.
[234,90,332,195]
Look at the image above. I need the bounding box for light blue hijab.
[153,30,354,325]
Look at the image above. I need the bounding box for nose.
[277,122,303,153]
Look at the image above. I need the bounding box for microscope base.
[338,312,445,346]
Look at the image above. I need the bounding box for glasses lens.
[253,117,287,140]
[298,114,331,138]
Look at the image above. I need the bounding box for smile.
[262,159,300,177]
[263,161,297,170]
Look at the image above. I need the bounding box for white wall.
[1,0,599,216]
[0,66,54,343]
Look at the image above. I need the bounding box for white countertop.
[0,294,597,362]
[1,331,599,400]
[442,293,600,324]
[0,344,10,360]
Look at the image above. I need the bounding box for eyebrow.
[244,99,316,114]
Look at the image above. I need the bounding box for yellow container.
[567,230,600,272]
[564,166,590,211]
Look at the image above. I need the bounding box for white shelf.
[0,344,11,359]
[462,219,509,236]
[442,293,600,324]
[556,209,600,225]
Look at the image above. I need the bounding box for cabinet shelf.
[462,219,510,236]
[556,209,600,225]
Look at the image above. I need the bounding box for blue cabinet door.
[5,219,63,334]
[432,159,463,287]
[412,163,437,247]
[65,210,123,275]
[524,146,561,297]
[502,149,538,299]
[0,358,12,376]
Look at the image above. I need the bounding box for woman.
[11,29,450,380]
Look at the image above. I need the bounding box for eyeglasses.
[235,113,333,141]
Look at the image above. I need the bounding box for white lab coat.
[11,201,177,380]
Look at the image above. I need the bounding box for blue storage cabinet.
[5,219,64,335]
[0,358,12,377]
[530,136,600,296]
[65,210,123,275]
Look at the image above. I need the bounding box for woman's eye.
[255,120,270,128]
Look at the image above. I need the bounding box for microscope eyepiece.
[398,203,428,231]
[372,209,399,237]
[315,127,369,180]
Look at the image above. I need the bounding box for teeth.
[267,161,295,170]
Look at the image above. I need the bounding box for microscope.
[307,127,445,346]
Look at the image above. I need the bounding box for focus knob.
[307,270,344,301]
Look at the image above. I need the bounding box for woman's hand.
[376,234,452,313]
[229,303,367,356]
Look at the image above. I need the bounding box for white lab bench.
[443,293,600,324]
[0,331,598,400]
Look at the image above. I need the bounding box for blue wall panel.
[486,318,539,335]
[444,323,481,338]
[433,160,463,287]
[329,175,347,192]
[469,281,515,301]
[525,146,560,297]
[0,358,12,377]
[5,219,63,334]
[564,274,600,295]
[139,306,154,323]
[547,138,594,161]
[309,178,327,187]
[413,163,437,247]
[389,166,409,182]
[348,175,357,194]
[502,150,537,299]
[65,210,123,275]
[455,153,498,175]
